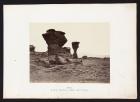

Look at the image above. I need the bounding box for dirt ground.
[30,53,110,83]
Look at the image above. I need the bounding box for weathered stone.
[71,59,82,64]
[55,55,67,64]
[42,29,67,47]
[30,45,35,52]
[38,59,50,67]
[72,42,80,59]
[42,29,72,64]
[82,56,88,59]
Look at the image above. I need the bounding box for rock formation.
[30,45,35,52]
[72,42,80,58]
[82,56,88,59]
[42,29,71,64]
[42,29,67,47]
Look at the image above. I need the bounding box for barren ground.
[30,52,110,83]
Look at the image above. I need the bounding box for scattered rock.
[30,45,35,52]
[82,56,88,59]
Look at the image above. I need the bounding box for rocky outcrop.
[30,45,35,52]
[42,29,67,47]
[72,42,80,58]
[82,56,88,59]
[42,29,72,64]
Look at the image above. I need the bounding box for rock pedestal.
[72,42,80,59]
[42,29,71,64]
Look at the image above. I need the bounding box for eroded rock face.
[42,29,71,64]
[72,42,80,59]
[42,29,67,47]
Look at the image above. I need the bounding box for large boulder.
[42,29,67,47]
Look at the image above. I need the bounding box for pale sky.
[30,23,110,57]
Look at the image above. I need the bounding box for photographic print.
[29,23,110,83]
[4,4,137,99]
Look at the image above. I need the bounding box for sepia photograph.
[30,23,110,83]
[3,4,136,99]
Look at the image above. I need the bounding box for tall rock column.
[42,29,68,64]
[72,42,80,59]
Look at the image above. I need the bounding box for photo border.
[1,0,139,102]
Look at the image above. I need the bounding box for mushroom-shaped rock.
[42,29,71,64]
[42,29,67,47]
[72,42,80,59]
